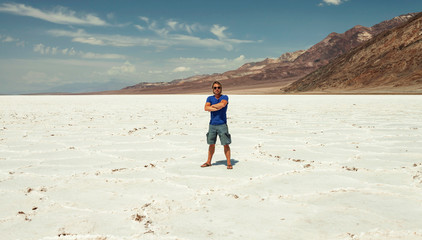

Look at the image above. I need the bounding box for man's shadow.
[213,159,239,167]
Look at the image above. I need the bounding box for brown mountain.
[110,13,418,94]
[282,12,422,93]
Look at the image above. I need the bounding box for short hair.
[211,81,222,89]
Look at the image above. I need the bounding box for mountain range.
[283,12,422,93]
[102,12,421,94]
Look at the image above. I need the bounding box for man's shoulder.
[206,95,228,102]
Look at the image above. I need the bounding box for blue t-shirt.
[206,95,229,125]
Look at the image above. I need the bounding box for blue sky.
[0,0,421,94]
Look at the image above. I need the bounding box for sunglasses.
[213,86,221,89]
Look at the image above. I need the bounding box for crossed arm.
[204,100,228,112]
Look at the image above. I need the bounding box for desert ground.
[1,95,421,240]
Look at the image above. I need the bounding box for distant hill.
[104,12,419,94]
[282,12,422,94]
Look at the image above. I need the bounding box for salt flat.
[0,95,421,240]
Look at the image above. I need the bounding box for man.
[201,81,232,169]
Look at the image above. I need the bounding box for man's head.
[212,81,222,95]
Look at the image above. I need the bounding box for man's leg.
[201,144,215,167]
[224,144,232,168]
[207,144,215,164]
[202,125,217,167]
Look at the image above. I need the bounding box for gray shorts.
[207,124,231,145]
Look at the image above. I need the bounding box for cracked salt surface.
[0,95,421,240]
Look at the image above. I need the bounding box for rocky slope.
[118,13,418,94]
[282,12,422,93]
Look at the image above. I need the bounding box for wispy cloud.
[166,20,201,34]
[1,3,255,52]
[168,55,255,65]
[139,16,149,23]
[319,0,348,6]
[211,25,228,39]
[137,16,206,35]
[172,66,191,73]
[48,29,154,47]
[132,17,254,51]
[33,43,59,55]
[0,34,25,46]
[107,61,136,76]
[170,34,233,50]
[134,24,145,31]
[49,26,254,51]
[167,55,264,74]
[73,37,106,46]
[33,43,126,60]
[81,52,126,60]
[2,35,16,43]
[0,3,108,26]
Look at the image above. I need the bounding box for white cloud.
[211,25,228,39]
[167,55,264,74]
[234,55,246,62]
[170,34,231,50]
[68,48,77,56]
[51,47,59,55]
[139,16,149,23]
[319,0,347,6]
[0,3,108,26]
[167,20,178,30]
[168,55,254,65]
[48,28,229,50]
[49,29,155,47]
[72,37,105,46]
[107,61,136,76]
[165,20,200,34]
[80,52,126,60]
[33,43,47,54]
[134,17,253,50]
[142,55,256,79]
[0,34,24,46]
[2,36,15,42]
[48,18,255,51]
[33,43,59,55]
[173,66,191,72]
[135,24,145,31]
[33,43,126,60]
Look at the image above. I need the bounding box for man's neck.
[214,94,221,99]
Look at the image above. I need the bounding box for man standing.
[202,81,232,169]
